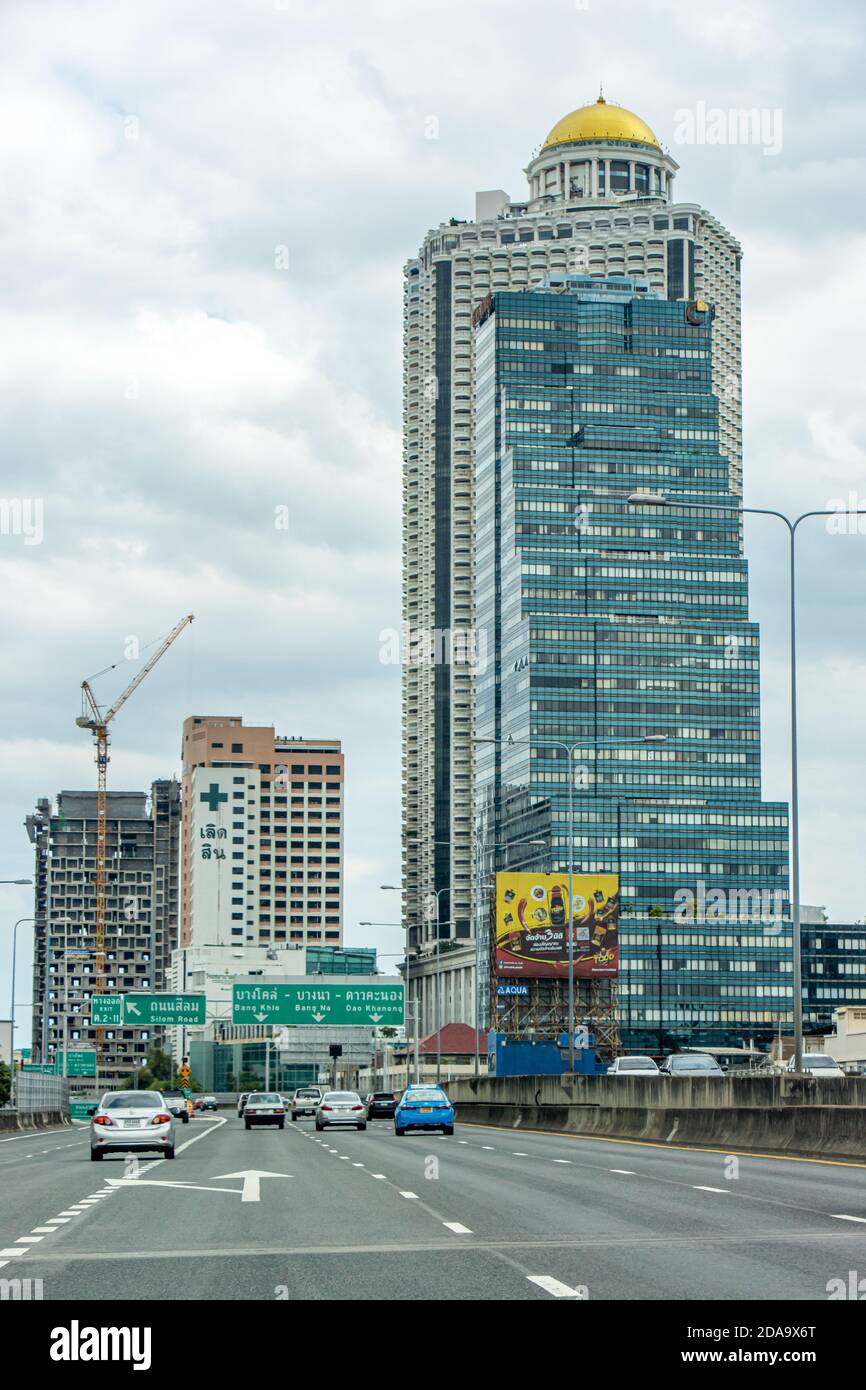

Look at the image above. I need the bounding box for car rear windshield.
[296,1090,319,1098]
[323,1093,359,1102]
[248,1094,280,1103]
[620,1059,655,1069]
[673,1058,718,1070]
[403,1090,446,1102]
[103,1094,161,1110]
[372,1093,395,1100]
[806,1057,837,1068]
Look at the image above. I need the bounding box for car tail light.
[435,1103,449,1109]
[152,1113,172,1125]
[274,1108,284,1114]
[93,1114,113,1127]
[351,1105,364,1111]
[321,1105,333,1111]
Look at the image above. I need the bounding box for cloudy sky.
[2,0,865,1044]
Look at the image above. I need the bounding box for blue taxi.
[394,1084,455,1136]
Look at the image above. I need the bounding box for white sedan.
[607,1055,660,1076]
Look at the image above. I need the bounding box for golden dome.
[542,96,660,151]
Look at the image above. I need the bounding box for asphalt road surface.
[2,1114,866,1300]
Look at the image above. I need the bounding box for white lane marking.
[457,1140,468,1145]
[0,1248,26,1257]
[15,1236,44,1244]
[527,1274,586,1300]
[45,1218,71,1225]
[481,1146,495,1151]
[512,1152,529,1157]
[400,1191,419,1200]
[370,1174,387,1180]
[352,1162,364,1168]
[693,1186,729,1194]
[552,1159,571,1165]
[443,1222,472,1235]
[831,1214,866,1224]
[610,1169,636,1175]
[340,1156,350,1161]
[56,1211,83,1218]
[30,1227,58,1234]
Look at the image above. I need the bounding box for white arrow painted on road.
[106,1178,242,1195]
[213,1170,292,1203]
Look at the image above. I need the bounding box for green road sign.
[58,1050,97,1077]
[122,994,206,1026]
[91,995,124,1026]
[232,980,405,1027]
[22,1062,57,1075]
[90,993,205,1026]
[69,1099,98,1120]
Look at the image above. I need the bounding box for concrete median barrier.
[447,1075,866,1160]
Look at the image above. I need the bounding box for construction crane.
[76,613,194,999]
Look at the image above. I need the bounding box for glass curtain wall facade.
[474,274,790,1052]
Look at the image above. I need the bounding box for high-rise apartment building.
[25,781,180,1083]
[474,274,789,1052]
[402,96,743,962]
[180,717,344,951]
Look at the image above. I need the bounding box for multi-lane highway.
[2,1114,866,1301]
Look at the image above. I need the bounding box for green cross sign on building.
[200,783,228,813]
[231,980,404,1027]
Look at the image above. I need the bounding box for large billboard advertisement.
[495,872,619,978]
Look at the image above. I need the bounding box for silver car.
[90,1091,175,1161]
[315,1091,367,1131]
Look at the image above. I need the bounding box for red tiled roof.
[415,1023,489,1056]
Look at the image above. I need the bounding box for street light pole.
[626,491,866,1073]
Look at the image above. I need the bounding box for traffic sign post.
[231,979,405,1027]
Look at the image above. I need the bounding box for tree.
[0,1061,10,1108]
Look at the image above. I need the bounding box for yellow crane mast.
[76,614,193,999]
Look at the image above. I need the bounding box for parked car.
[659,1054,724,1078]
[315,1091,367,1131]
[90,1091,175,1161]
[785,1053,846,1078]
[237,1092,250,1117]
[607,1055,660,1076]
[291,1086,323,1121]
[364,1091,399,1118]
[243,1092,286,1130]
[394,1086,455,1136]
[163,1090,190,1124]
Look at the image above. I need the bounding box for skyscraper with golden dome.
[402,97,744,1035]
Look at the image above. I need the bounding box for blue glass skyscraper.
[474,274,791,1053]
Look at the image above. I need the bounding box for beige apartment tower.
[181,716,345,950]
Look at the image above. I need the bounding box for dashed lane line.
[526,1274,587,1299]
